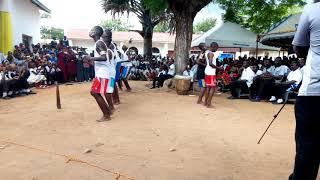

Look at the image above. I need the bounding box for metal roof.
[31,0,51,13]
[260,13,301,48]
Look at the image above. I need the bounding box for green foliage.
[40,13,51,19]
[40,27,64,40]
[193,18,216,33]
[218,0,306,34]
[154,21,170,32]
[99,19,132,31]
[144,0,168,15]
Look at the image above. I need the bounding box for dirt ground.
[0,81,318,180]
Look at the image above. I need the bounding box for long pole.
[257,100,287,144]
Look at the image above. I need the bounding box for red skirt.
[205,75,217,87]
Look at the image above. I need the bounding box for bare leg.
[204,87,210,106]
[112,84,120,105]
[105,93,115,113]
[118,80,123,91]
[123,79,132,91]
[197,88,206,104]
[206,87,216,108]
[90,92,111,121]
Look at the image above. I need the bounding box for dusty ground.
[0,81,318,180]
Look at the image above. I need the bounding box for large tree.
[101,0,166,57]
[145,0,212,74]
[219,0,306,34]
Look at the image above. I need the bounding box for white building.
[66,29,201,57]
[0,0,50,54]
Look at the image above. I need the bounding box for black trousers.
[290,96,320,180]
[229,80,249,97]
[251,78,274,98]
[158,74,173,87]
[272,83,292,99]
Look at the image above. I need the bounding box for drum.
[175,75,191,95]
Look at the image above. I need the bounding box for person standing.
[203,42,219,108]
[290,1,320,180]
[86,26,113,122]
[196,43,207,104]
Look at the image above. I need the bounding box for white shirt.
[168,64,175,76]
[94,40,111,79]
[204,50,216,75]
[287,68,303,86]
[292,3,320,96]
[273,65,290,77]
[255,70,263,76]
[262,66,275,74]
[240,67,256,88]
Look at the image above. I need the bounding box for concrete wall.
[70,38,175,57]
[8,0,41,45]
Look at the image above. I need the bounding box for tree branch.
[129,30,144,37]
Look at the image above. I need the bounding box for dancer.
[204,42,219,108]
[86,26,113,122]
[102,29,121,105]
[196,43,207,104]
[119,45,132,91]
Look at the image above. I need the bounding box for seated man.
[269,61,302,104]
[228,60,255,99]
[250,58,276,101]
[151,65,167,89]
[273,57,290,81]
[157,59,175,88]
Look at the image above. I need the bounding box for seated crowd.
[215,55,305,104]
[0,37,95,99]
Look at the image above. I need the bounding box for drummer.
[157,59,175,88]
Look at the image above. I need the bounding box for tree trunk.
[174,12,194,75]
[143,28,153,58]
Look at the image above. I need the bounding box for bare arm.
[88,41,109,62]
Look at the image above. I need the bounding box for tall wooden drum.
[175,75,191,95]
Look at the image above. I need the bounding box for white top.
[240,67,256,88]
[94,40,111,79]
[204,50,216,75]
[273,65,290,76]
[287,68,303,86]
[168,64,175,76]
[262,66,275,74]
[255,70,263,76]
[292,3,320,96]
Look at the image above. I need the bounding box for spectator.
[228,60,255,99]
[269,61,302,104]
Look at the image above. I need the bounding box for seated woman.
[27,63,47,87]
[269,61,302,104]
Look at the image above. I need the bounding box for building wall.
[70,38,175,57]
[8,0,41,45]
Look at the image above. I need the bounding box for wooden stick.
[56,82,61,109]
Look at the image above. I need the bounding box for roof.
[65,29,201,44]
[260,13,301,48]
[31,0,51,13]
[191,21,279,51]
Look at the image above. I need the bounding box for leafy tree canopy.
[218,0,306,34]
[193,17,216,33]
[99,19,132,31]
[40,27,64,40]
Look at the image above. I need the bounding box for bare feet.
[96,116,111,122]
[126,89,132,92]
[197,100,203,104]
[206,104,214,108]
